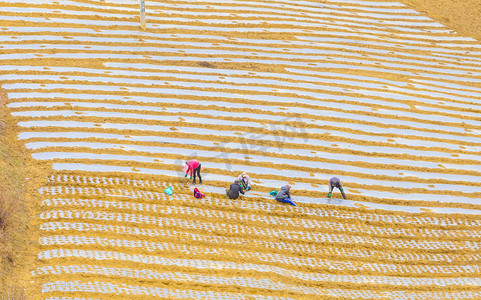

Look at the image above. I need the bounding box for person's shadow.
[326,197,343,205]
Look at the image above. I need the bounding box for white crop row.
[2,23,478,58]
[4,63,480,108]
[38,209,481,251]
[41,177,481,217]
[34,264,322,295]
[6,82,480,129]
[41,280,279,300]
[37,249,481,287]
[40,198,481,239]
[16,113,478,166]
[40,279,481,300]
[3,1,447,31]
[39,221,481,264]
[23,129,480,166]
[13,102,480,146]
[5,79,479,136]
[38,235,481,275]
[3,27,480,58]
[23,129,481,177]
[28,145,481,194]
[3,51,481,88]
[38,181,481,227]
[45,174,171,189]
[19,132,481,179]
[28,145,481,205]
[49,175,479,216]
[12,104,478,142]
[3,6,443,38]
[38,221,334,258]
[3,40,481,80]
[2,63,480,101]
[147,10,444,31]
[46,162,481,207]
[14,109,480,154]
[148,0,420,19]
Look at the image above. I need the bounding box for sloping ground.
[404,0,481,41]
[2,0,481,208]
[0,85,39,299]
[0,0,480,299]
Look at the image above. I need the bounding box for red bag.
[194,187,205,199]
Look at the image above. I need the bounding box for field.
[0,0,480,299]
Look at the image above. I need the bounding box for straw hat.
[242,172,247,178]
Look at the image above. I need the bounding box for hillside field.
[0,0,481,299]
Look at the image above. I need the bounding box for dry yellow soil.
[405,0,481,41]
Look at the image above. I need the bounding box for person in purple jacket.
[328,177,346,199]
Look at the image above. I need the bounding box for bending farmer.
[328,177,346,199]
[275,184,296,206]
[226,180,245,200]
[182,159,202,184]
[237,172,252,190]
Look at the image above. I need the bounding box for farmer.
[328,177,346,199]
[226,180,245,200]
[182,159,202,184]
[237,171,252,190]
[275,184,296,206]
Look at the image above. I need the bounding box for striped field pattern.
[1,0,481,298]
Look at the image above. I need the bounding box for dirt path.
[0,86,47,298]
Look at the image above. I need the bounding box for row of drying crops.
[1,0,481,299]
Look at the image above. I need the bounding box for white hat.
[242,172,247,177]
[182,163,188,172]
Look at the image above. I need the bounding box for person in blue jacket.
[328,177,346,199]
[275,184,296,206]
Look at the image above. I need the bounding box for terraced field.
[1,0,481,299]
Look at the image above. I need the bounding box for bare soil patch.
[0,87,45,298]
[403,0,481,41]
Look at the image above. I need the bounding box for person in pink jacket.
[182,159,202,184]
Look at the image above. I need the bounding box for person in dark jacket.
[328,177,346,199]
[275,184,296,206]
[226,180,245,199]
